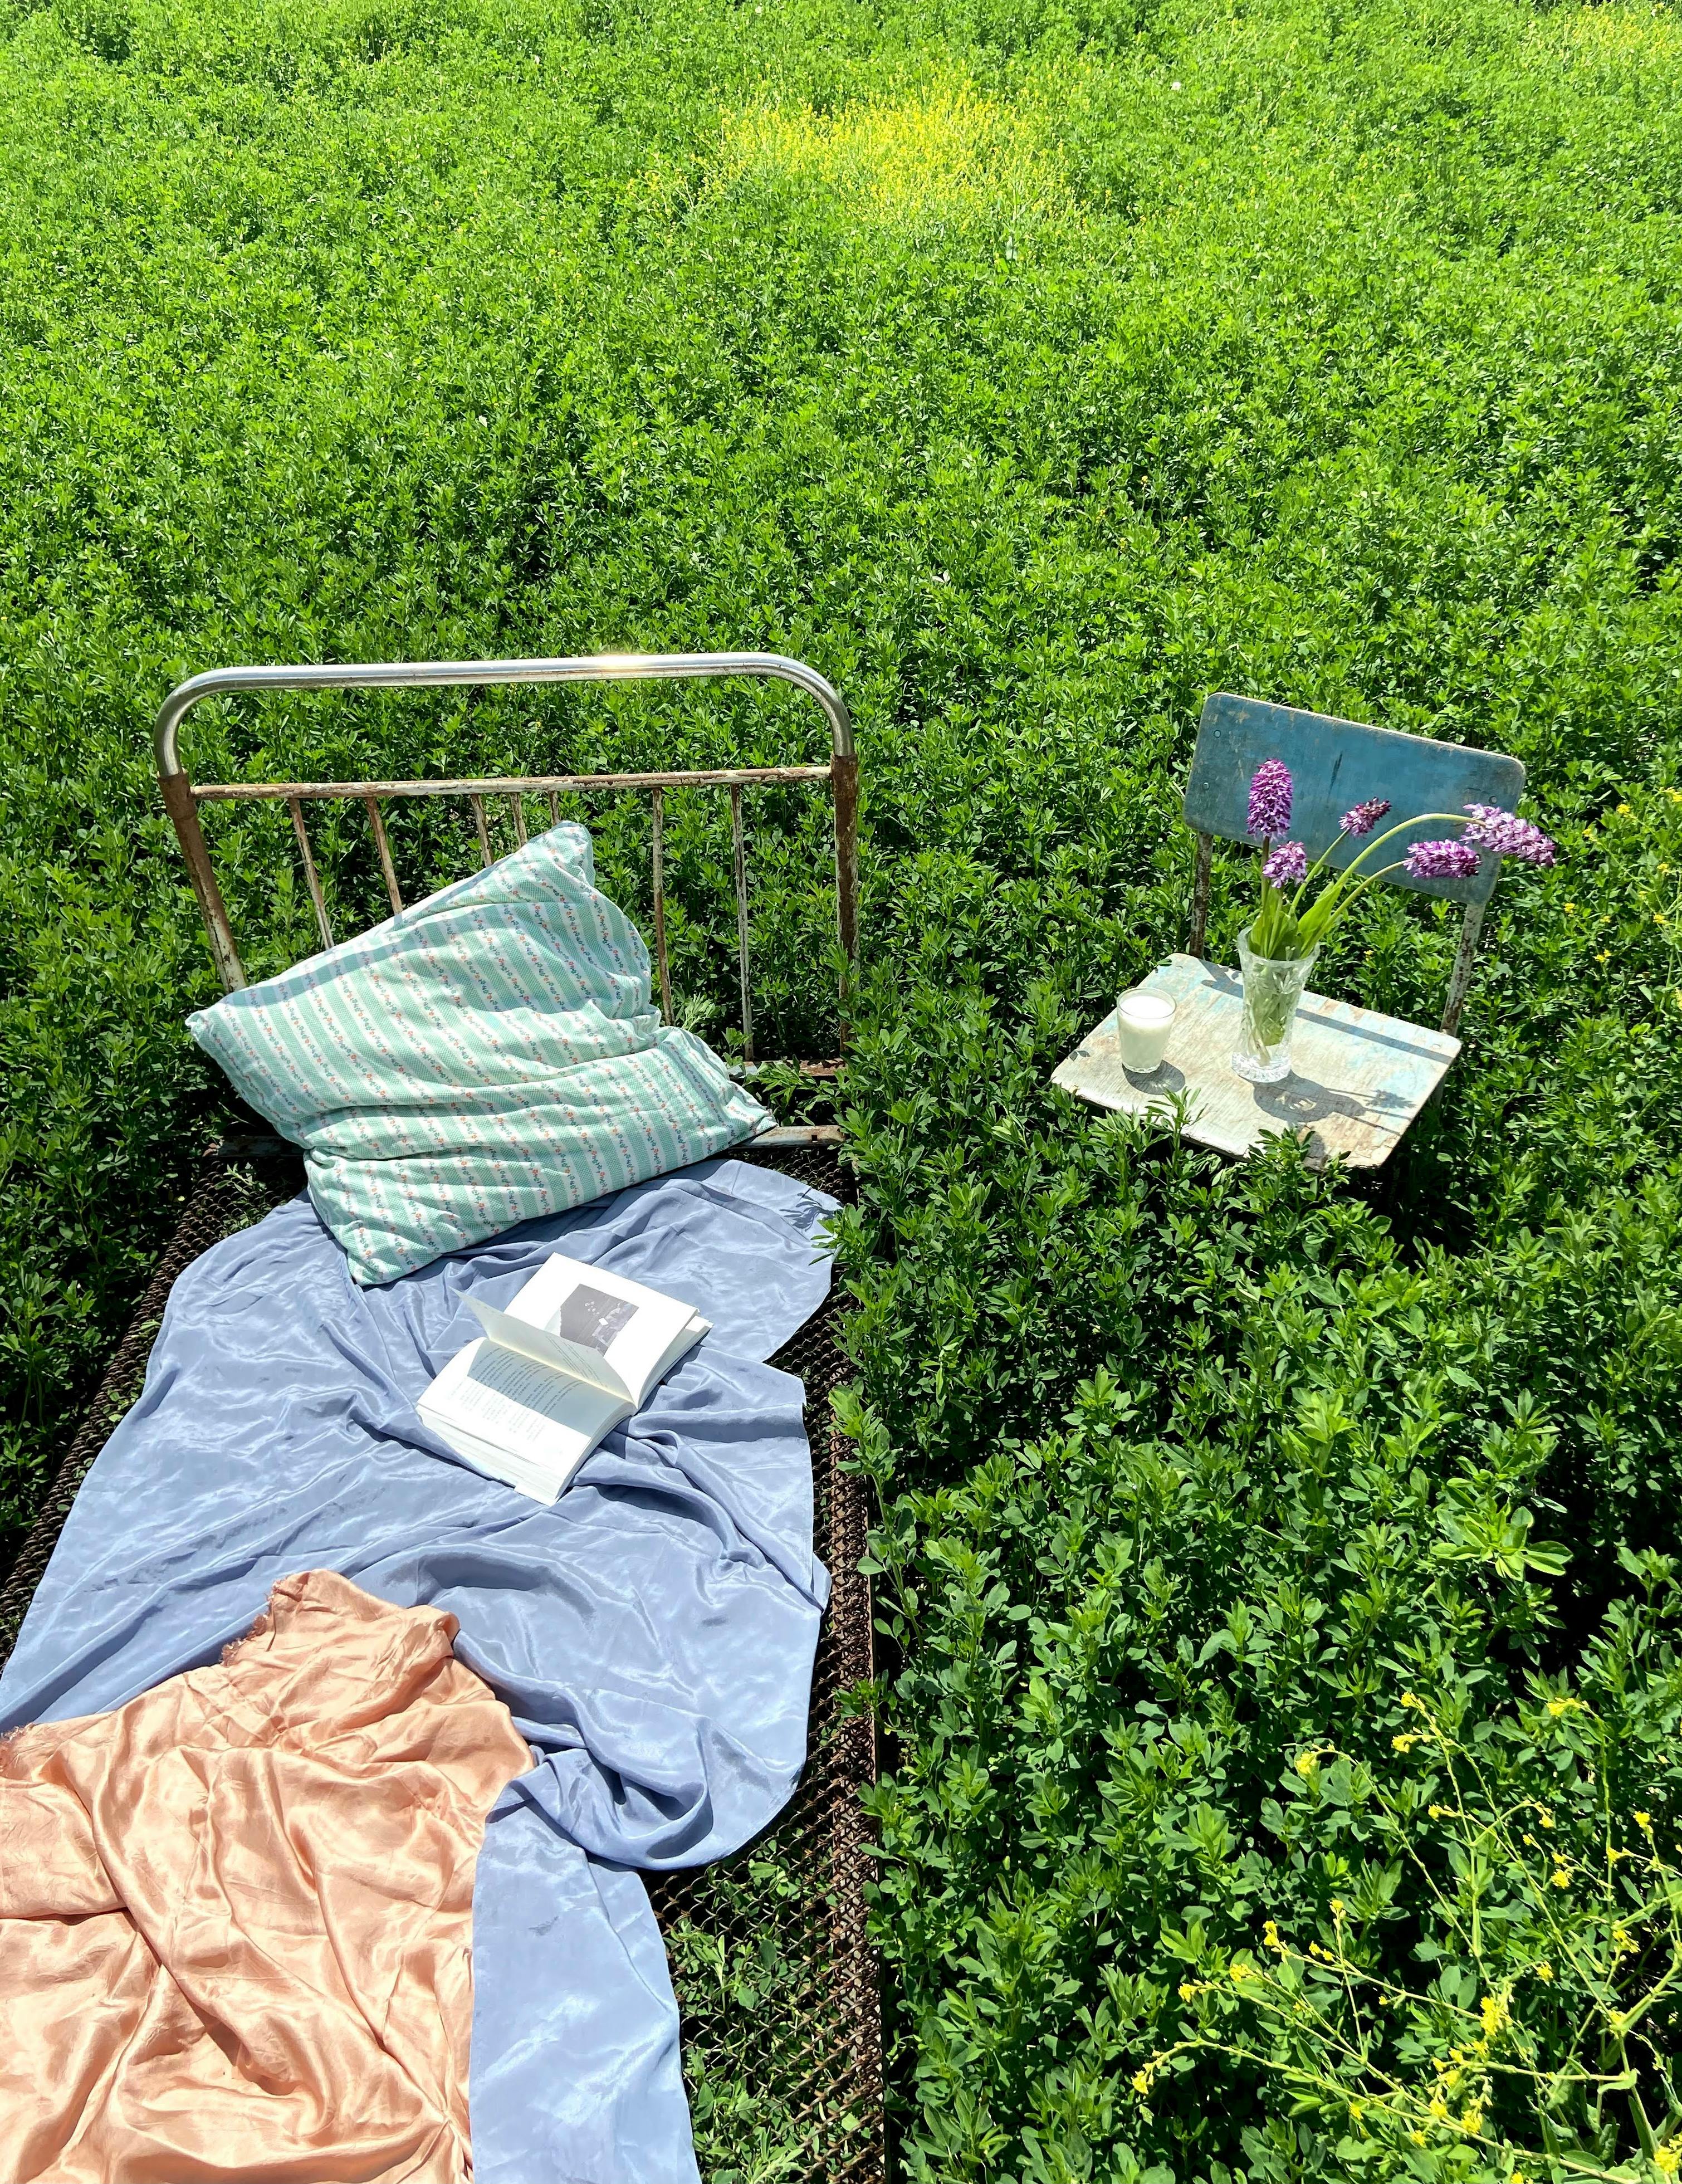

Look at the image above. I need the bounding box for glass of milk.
[1116,990,1175,1073]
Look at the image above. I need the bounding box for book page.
[418,1410,573,1505]
[423,1338,628,1469]
[467,1298,629,1400]
[502,1255,707,1409]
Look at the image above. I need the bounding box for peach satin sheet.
[0,1569,531,2183]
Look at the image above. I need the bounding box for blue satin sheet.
[0,1157,838,2183]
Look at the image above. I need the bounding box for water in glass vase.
[1232,926,1318,1084]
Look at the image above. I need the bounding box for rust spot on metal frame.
[730,784,753,1067]
[288,798,334,951]
[650,786,673,1027]
[364,795,403,915]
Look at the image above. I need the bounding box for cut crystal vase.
[1231,925,1318,1084]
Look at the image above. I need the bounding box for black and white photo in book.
[555,1284,637,1356]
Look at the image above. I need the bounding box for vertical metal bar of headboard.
[1442,897,1486,1037]
[650,786,673,1026]
[729,784,753,1065]
[153,653,860,1002]
[469,794,492,868]
[509,794,527,847]
[157,769,246,990]
[548,791,560,828]
[1187,830,1214,957]
[288,797,334,950]
[364,795,403,915]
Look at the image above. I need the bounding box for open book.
[417,1255,710,1504]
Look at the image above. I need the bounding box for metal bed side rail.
[153,653,862,1079]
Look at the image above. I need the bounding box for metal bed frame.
[154,649,860,1074]
[0,652,883,2181]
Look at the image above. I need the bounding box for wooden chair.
[1054,693,1527,1170]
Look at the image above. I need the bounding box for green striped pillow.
[188,824,772,1284]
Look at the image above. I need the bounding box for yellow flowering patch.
[713,85,1068,229]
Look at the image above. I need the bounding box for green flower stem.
[1250,873,1301,960]
[1251,800,1477,961]
[1290,827,1351,915]
[1253,810,1480,959]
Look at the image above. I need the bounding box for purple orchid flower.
[1247,760,1293,839]
[1263,842,1308,887]
[1405,838,1482,880]
[1341,798,1391,837]
[1461,804,1558,867]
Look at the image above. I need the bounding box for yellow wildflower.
[1461,2105,1483,2137]
[1263,1919,1283,1953]
[1539,1811,1554,1829]
[1546,1698,1568,1717]
[1636,1811,1654,1834]
[1480,1992,1507,2037]
[1409,2130,1427,2147]
[1400,1691,1421,1709]
[1179,1980,1196,2001]
[1619,803,1633,815]
[1551,1865,1572,1889]
[1535,1962,1553,1981]
[1295,1750,1319,1777]
[1331,1897,1346,1919]
[1655,2146,1679,2179]
[1392,1732,1418,1752]
[1132,2069,1152,2096]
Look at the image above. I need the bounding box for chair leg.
[1442,897,1487,1036]
[1187,831,1214,957]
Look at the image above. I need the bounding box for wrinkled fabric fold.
[0,1158,836,2182]
[0,1570,531,2183]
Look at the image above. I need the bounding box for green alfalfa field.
[4,0,1682,2175]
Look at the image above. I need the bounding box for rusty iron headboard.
[154,652,860,1073]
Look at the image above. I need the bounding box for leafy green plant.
[4,0,1682,2177]
[1145,1674,1682,2182]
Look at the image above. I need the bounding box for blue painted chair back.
[1183,693,1527,1031]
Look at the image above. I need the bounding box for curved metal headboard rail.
[154,653,860,1044]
